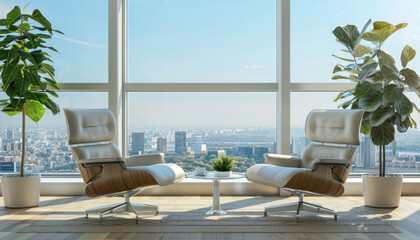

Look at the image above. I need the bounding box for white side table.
[186,171,245,215]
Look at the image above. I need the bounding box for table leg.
[206,179,227,215]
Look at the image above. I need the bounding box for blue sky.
[1,0,420,129]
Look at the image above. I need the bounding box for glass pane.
[0,92,108,174]
[127,92,276,172]
[291,92,420,174]
[127,0,275,83]
[0,1,108,83]
[291,0,420,83]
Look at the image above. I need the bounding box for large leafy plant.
[332,20,420,177]
[211,156,234,172]
[0,6,62,177]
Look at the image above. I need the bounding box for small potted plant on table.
[0,6,62,208]
[332,20,420,207]
[211,156,234,177]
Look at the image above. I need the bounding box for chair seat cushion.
[128,163,185,186]
[246,164,311,188]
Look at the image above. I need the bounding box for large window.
[0,1,108,174]
[126,0,278,173]
[2,0,420,176]
[127,0,275,83]
[127,93,276,171]
[0,93,108,174]
[291,0,420,174]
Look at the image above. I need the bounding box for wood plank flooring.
[0,196,419,240]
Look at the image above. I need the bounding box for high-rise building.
[238,147,253,157]
[207,150,226,158]
[254,147,269,157]
[175,131,187,155]
[131,132,145,155]
[192,143,206,154]
[6,130,14,139]
[157,137,167,153]
[356,134,376,168]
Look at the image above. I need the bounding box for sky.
[1,0,420,129]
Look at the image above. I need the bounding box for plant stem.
[20,103,26,177]
[379,145,382,177]
[382,145,386,177]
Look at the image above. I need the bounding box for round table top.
[186,171,245,180]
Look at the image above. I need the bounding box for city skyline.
[1,125,419,174]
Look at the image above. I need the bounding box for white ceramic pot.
[362,174,402,208]
[214,171,231,177]
[1,174,41,208]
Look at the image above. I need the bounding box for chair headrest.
[64,108,116,145]
[305,109,364,145]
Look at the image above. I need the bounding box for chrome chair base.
[85,190,158,224]
[264,191,337,222]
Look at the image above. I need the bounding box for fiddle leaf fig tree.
[332,20,420,177]
[0,6,63,177]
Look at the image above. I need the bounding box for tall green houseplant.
[332,20,420,177]
[0,6,62,177]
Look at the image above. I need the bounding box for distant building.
[157,137,167,153]
[254,147,269,157]
[191,143,206,154]
[131,132,145,155]
[6,130,14,139]
[292,136,311,156]
[238,147,253,157]
[356,134,376,168]
[0,162,16,172]
[175,131,187,155]
[207,150,226,158]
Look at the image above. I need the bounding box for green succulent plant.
[211,156,234,172]
[0,6,63,177]
[332,20,420,177]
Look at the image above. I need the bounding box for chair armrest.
[264,153,301,167]
[125,153,165,167]
[75,157,126,168]
[311,158,354,171]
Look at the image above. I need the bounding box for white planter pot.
[214,171,231,177]
[362,174,402,208]
[1,174,41,208]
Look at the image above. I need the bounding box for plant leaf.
[377,50,395,67]
[30,9,52,34]
[359,91,382,112]
[401,68,420,94]
[25,100,45,123]
[353,44,372,57]
[401,45,416,68]
[332,75,350,80]
[383,84,402,103]
[6,6,21,26]
[366,70,385,83]
[358,62,378,81]
[14,73,32,99]
[43,98,60,115]
[370,121,395,146]
[395,94,413,116]
[1,58,20,91]
[332,54,354,62]
[370,107,395,127]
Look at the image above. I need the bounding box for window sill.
[1,177,420,196]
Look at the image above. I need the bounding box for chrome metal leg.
[84,190,159,224]
[264,191,338,221]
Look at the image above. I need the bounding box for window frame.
[0,0,417,177]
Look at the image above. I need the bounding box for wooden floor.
[0,196,419,240]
